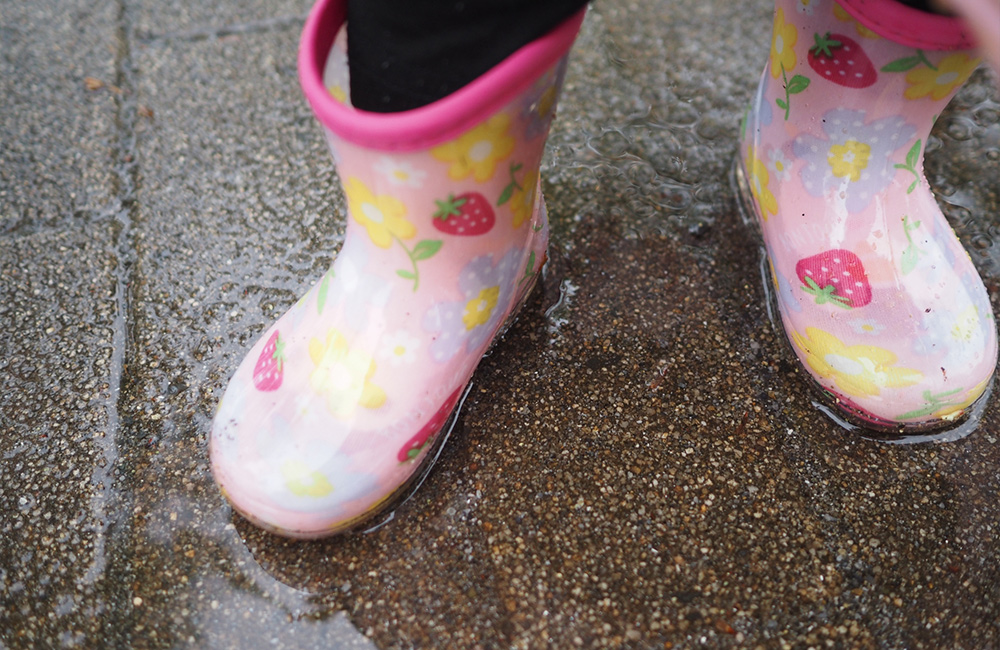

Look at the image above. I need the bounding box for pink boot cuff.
[836,0,976,50]
[298,0,586,151]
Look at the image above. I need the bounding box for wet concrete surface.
[3,0,1000,647]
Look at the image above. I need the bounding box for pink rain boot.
[210,0,585,537]
[737,0,997,436]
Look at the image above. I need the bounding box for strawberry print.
[253,331,285,391]
[807,32,876,88]
[432,193,495,236]
[397,388,462,462]
[795,249,872,309]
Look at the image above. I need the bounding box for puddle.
[140,491,376,649]
[544,276,578,343]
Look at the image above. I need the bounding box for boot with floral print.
[737,0,997,435]
[210,0,584,537]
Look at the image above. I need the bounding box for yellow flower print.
[309,328,386,418]
[281,460,333,497]
[904,53,980,101]
[792,327,923,398]
[770,8,798,79]
[827,140,871,182]
[537,85,557,120]
[746,148,778,220]
[430,114,515,182]
[510,169,538,228]
[343,177,415,249]
[328,84,348,103]
[462,286,500,330]
[833,4,879,39]
[935,377,990,420]
[951,304,981,343]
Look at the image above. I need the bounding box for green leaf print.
[518,251,537,288]
[776,64,810,121]
[801,276,852,310]
[895,388,965,420]
[786,75,810,95]
[893,139,922,194]
[900,215,925,275]
[497,162,524,206]
[394,237,443,292]
[317,268,334,314]
[412,239,442,261]
[881,56,921,73]
[881,50,936,73]
[900,247,919,276]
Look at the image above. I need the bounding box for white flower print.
[374,157,427,188]
[848,318,886,336]
[768,147,793,181]
[274,443,379,514]
[377,330,421,366]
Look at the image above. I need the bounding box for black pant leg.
[347,0,589,113]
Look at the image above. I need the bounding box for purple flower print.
[792,108,916,213]
[423,248,520,362]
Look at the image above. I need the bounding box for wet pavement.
[3,0,1000,647]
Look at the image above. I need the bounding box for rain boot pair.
[211,0,997,538]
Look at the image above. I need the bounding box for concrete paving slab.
[0,228,120,648]
[0,0,120,235]
[132,0,311,40]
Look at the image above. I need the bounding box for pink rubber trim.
[298,0,585,152]
[836,0,975,51]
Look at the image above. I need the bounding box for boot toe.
[780,270,998,433]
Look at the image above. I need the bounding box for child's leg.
[347,0,589,112]
[934,0,1000,70]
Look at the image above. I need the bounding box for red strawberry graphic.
[397,388,462,462]
[253,331,285,391]
[795,249,872,309]
[432,193,495,236]
[808,32,876,88]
